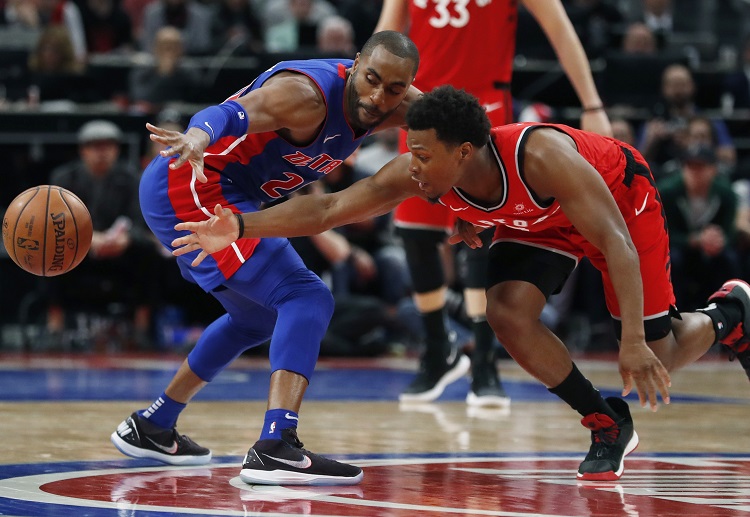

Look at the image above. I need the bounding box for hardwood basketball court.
[1,351,749,516]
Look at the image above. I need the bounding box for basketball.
[2,185,93,277]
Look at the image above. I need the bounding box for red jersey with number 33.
[407,0,518,93]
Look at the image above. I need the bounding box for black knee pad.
[462,232,492,289]
[398,228,447,293]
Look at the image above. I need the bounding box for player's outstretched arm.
[151,73,327,183]
[374,0,409,34]
[172,154,420,266]
[523,0,612,136]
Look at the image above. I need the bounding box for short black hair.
[360,30,419,77]
[406,85,491,147]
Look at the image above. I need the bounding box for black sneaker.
[110,412,212,466]
[577,397,639,481]
[240,428,363,486]
[399,345,471,403]
[466,359,511,408]
[707,279,750,380]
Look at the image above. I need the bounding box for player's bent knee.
[299,281,335,323]
[486,306,529,348]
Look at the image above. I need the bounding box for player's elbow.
[315,194,346,233]
[599,229,637,259]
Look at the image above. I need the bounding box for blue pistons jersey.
[140,58,372,291]
[209,59,366,203]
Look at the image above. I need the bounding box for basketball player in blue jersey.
[110,30,420,486]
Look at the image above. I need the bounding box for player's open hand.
[147,123,211,183]
[172,204,240,266]
[448,218,484,248]
[618,341,671,412]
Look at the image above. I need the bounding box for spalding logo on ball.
[2,185,93,276]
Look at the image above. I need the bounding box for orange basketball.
[2,185,93,276]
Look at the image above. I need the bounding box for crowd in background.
[1,0,750,356]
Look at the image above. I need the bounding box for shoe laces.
[581,413,620,445]
[281,428,304,449]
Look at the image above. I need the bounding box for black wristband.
[582,106,605,113]
[235,213,244,240]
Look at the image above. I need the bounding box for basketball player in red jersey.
[170,86,750,482]
[375,0,612,406]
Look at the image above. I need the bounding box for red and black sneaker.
[707,279,750,379]
[577,397,639,481]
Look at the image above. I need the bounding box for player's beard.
[346,71,392,132]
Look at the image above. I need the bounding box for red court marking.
[37,457,750,516]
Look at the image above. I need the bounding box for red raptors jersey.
[438,123,630,232]
[408,0,517,93]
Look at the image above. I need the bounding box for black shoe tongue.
[425,355,450,372]
[282,429,304,448]
[151,428,176,445]
[138,417,175,444]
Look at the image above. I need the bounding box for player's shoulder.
[274,58,353,76]
[490,123,536,145]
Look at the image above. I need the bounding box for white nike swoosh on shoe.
[146,436,179,454]
[399,355,471,403]
[446,346,458,365]
[262,452,312,469]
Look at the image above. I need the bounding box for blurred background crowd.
[1,0,750,359]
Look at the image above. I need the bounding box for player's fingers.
[191,250,208,267]
[193,163,207,183]
[447,231,482,248]
[464,226,483,248]
[620,373,632,397]
[158,146,178,158]
[173,221,199,233]
[170,234,194,248]
[150,132,176,149]
[645,378,659,412]
[658,368,671,405]
[147,122,181,138]
[214,204,229,217]
[175,152,195,170]
[631,376,647,408]
[641,382,657,411]
[447,233,465,246]
[171,244,195,257]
